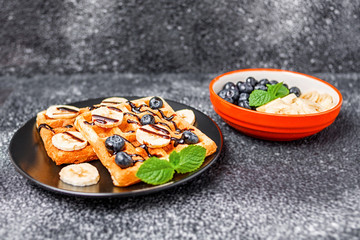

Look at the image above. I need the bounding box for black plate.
[9,97,223,198]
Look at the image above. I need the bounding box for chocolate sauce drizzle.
[56,106,78,113]
[139,124,171,139]
[88,105,98,111]
[107,106,122,112]
[139,144,161,158]
[92,114,119,124]
[171,136,185,147]
[38,123,55,133]
[124,112,141,121]
[84,121,95,126]
[123,138,136,148]
[127,101,147,113]
[158,109,175,121]
[127,119,141,126]
[63,132,85,143]
[129,154,145,163]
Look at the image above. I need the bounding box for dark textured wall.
[1,0,359,76]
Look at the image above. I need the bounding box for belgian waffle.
[75,96,217,187]
[36,107,98,165]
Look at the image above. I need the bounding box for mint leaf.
[174,145,206,174]
[249,90,273,107]
[136,145,207,185]
[136,157,174,185]
[169,150,180,168]
[250,82,290,107]
[275,85,289,98]
[267,82,289,98]
[267,83,282,97]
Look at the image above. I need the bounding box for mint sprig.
[136,145,207,185]
[249,82,289,107]
[172,145,206,174]
[248,90,273,107]
[135,157,174,185]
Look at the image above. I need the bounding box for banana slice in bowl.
[46,105,80,119]
[59,163,100,186]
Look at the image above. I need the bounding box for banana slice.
[317,93,334,110]
[256,98,288,114]
[281,93,297,105]
[295,98,324,114]
[59,163,100,187]
[136,124,171,148]
[176,109,196,125]
[46,105,80,119]
[91,106,124,128]
[300,91,320,103]
[52,131,88,151]
[100,97,128,106]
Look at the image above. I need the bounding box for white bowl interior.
[213,70,340,106]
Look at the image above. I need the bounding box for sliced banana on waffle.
[176,109,196,125]
[46,105,80,119]
[59,163,100,186]
[136,124,171,148]
[52,131,88,151]
[100,97,128,106]
[91,106,124,128]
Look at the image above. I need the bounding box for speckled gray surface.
[1,0,360,76]
[0,73,359,239]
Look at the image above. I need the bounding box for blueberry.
[245,77,258,87]
[105,135,125,154]
[218,89,229,99]
[115,152,134,169]
[238,100,252,109]
[254,84,267,91]
[223,82,236,90]
[283,83,289,89]
[182,131,199,144]
[270,80,278,85]
[226,87,240,101]
[237,82,253,94]
[218,89,238,102]
[289,86,301,97]
[140,114,155,125]
[238,92,249,102]
[149,96,163,109]
[236,81,244,88]
[223,97,234,104]
[259,79,270,85]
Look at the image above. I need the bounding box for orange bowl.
[209,68,342,141]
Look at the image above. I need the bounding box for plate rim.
[8,97,224,198]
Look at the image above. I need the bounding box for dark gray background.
[1,0,359,76]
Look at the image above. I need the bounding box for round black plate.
[9,97,223,198]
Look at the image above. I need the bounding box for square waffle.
[74,96,217,187]
[36,106,98,165]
